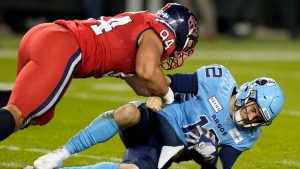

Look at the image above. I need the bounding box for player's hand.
[186,125,217,161]
[146,96,163,112]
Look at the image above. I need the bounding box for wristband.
[163,87,174,104]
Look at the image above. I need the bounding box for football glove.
[186,125,217,161]
[163,87,174,104]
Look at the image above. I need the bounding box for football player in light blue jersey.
[31,64,284,169]
[160,64,284,168]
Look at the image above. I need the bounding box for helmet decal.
[188,15,200,37]
[160,12,170,20]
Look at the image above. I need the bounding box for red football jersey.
[55,11,176,78]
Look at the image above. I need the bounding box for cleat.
[34,146,70,169]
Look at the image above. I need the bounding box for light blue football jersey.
[159,64,262,152]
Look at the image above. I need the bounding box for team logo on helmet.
[188,15,200,37]
[160,12,170,20]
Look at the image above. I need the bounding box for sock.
[65,110,119,154]
[61,162,119,169]
[0,108,16,141]
[0,90,12,107]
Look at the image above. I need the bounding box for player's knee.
[30,108,55,126]
[113,103,141,130]
[119,163,139,169]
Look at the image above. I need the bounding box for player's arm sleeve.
[218,145,242,169]
[167,72,198,94]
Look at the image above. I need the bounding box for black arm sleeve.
[168,72,198,94]
[219,145,242,169]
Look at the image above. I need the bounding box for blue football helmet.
[157,3,200,70]
[234,77,284,128]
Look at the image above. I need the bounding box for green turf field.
[0,34,300,169]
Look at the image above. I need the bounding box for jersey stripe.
[22,49,82,128]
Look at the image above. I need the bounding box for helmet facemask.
[234,90,270,129]
[161,35,196,70]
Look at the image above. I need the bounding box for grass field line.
[91,83,131,91]
[0,145,192,169]
[0,82,14,89]
[284,110,300,116]
[0,82,132,92]
[0,81,300,116]
[0,145,121,164]
[0,162,25,168]
[1,49,300,61]
[278,159,300,168]
[67,92,143,102]
[192,50,300,61]
[1,143,299,169]
[0,145,121,161]
[0,49,17,58]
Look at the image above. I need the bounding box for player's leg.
[0,23,81,141]
[118,164,139,169]
[65,102,141,154]
[60,163,138,169]
[121,145,159,169]
[59,103,158,169]
[12,23,81,128]
[119,102,158,147]
[120,103,160,169]
[34,102,142,169]
[0,23,45,140]
[60,162,120,169]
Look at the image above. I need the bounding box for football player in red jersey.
[0,3,200,141]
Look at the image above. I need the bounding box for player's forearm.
[125,76,152,96]
[143,75,169,96]
[136,66,168,96]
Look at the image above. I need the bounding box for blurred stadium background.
[0,0,300,169]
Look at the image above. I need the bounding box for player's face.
[239,101,263,125]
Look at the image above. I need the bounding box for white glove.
[186,125,217,161]
[163,87,174,104]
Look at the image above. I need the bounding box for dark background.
[1,0,299,38]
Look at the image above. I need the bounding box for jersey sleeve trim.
[168,73,198,94]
